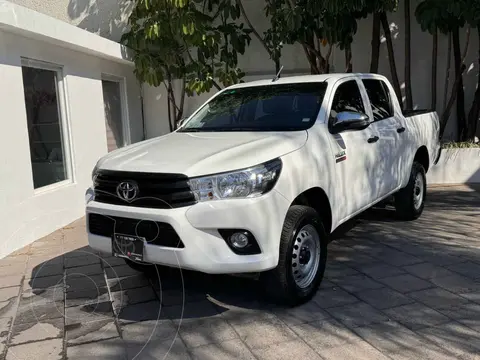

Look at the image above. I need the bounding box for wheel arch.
[414,146,430,173]
[291,187,332,234]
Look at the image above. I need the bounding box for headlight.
[189,158,282,202]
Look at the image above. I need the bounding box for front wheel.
[394,161,427,220]
[261,205,327,306]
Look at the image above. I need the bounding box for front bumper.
[86,189,290,274]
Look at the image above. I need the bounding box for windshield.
[179,82,327,132]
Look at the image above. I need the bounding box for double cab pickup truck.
[86,73,440,305]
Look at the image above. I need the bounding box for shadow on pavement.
[17,186,480,359]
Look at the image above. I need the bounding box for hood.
[97,131,307,177]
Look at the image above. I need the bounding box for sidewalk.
[1,185,480,359]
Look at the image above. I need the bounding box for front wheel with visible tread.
[261,205,328,306]
[394,161,427,220]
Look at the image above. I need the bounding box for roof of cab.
[227,73,363,89]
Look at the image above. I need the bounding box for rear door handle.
[367,136,379,144]
[397,127,406,133]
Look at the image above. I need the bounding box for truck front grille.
[88,213,184,248]
[93,170,196,209]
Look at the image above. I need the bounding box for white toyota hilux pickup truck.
[86,73,440,305]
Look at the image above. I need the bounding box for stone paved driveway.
[1,185,480,360]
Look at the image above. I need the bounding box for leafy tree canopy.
[121,0,252,95]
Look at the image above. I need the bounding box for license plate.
[112,234,145,262]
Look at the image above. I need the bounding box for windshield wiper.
[178,127,304,132]
[177,128,205,132]
[178,127,257,132]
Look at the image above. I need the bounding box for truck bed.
[402,109,434,117]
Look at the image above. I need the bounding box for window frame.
[361,78,394,122]
[179,82,328,132]
[21,57,74,193]
[101,73,131,147]
[327,78,366,130]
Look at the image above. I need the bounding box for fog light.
[218,229,261,255]
[230,232,249,249]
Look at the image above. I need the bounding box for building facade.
[0,1,144,257]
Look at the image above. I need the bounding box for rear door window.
[362,79,393,121]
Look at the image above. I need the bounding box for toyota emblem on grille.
[116,181,139,201]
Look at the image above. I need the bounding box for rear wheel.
[394,161,427,220]
[261,205,327,306]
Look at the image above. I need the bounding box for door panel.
[361,79,404,198]
[368,117,404,196]
[327,79,378,222]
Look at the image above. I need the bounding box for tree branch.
[236,0,271,57]
[212,79,222,91]
[303,42,325,63]
[301,43,320,73]
[431,29,438,110]
[325,44,333,63]
[183,38,196,65]
[443,32,452,113]
[462,25,471,63]
[441,63,466,138]
[316,34,322,70]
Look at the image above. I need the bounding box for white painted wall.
[8,0,132,42]
[428,149,480,184]
[0,28,143,258]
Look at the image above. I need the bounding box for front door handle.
[397,127,406,133]
[367,136,379,144]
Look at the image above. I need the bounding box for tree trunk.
[370,13,381,73]
[452,26,467,140]
[345,43,353,73]
[443,33,452,112]
[404,0,413,109]
[166,82,173,133]
[431,29,438,110]
[380,12,403,109]
[306,33,320,74]
[441,64,466,138]
[176,77,186,128]
[466,27,480,141]
[441,27,471,139]
[236,0,280,73]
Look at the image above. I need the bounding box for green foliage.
[121,0,252,96]
[415,0,463,34]
[442,141,480,148]
[455,0,480,27]
[263,0,398,73]
[414,0,480,34]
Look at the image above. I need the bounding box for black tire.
[394,161,427,220]
[261,205,328,306]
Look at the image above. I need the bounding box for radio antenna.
[272,65,284,82]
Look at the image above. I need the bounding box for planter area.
[427,148,480,184]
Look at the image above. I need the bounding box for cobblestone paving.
[0,185,479,359]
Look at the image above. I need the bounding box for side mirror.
[331,111,371,133]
